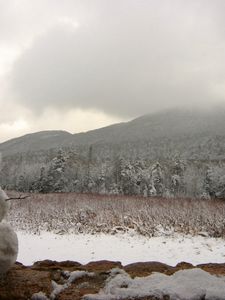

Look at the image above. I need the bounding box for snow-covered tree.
[16,175,26,192]
[203,165,225,199]
[112,156,126,193]
[96,164,107,194]
[35,166,50,193]
[170,157,186,196]
[150,162,164,196]
[43,149,68,192]
[203,167,213,198]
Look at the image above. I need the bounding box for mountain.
[0,130,72,156]
[1,108,225,160]
[1,108,225,198]
[70,108,225,145]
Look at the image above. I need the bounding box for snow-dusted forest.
[1,147,225,199]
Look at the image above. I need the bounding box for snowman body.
[0,188,9,222]
[0,188,18,274]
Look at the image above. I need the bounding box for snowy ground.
[17,231,225,266]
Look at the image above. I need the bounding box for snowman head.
[0,187,9,222]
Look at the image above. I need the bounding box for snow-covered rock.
[85,268,225,300]
[1,260,225,300]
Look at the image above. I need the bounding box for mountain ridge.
[1,108,225,158]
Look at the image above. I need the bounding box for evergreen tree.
[35,166,50,193]
[45,149,68,192]
[150,162,164,196]
[170,157,186,196]
[203,167,215,198]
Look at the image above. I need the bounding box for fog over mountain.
[1,0,225,141]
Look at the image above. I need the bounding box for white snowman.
[0,187,18,274]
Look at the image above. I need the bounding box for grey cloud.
[9,0,225,118]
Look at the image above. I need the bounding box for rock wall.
[1,260,225,300]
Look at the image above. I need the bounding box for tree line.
[1,148,225,199]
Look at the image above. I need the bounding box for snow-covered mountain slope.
[1,108,225,160]
[71,108,225,144]
[0,130,72,156]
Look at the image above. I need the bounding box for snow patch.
[50,271,95,299]
[51,280,67,299]
[62,270,95,283]
[85,268,225,300]
[31,292,48,300]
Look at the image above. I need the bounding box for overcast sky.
[1,0,225,142]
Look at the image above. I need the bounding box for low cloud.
[8,0,225,118]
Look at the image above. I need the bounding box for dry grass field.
[6,192,225,238]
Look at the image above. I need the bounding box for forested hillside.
[1,109,225,199]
